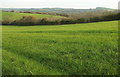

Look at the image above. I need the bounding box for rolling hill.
[1,11,64,21]
[2,7,115,14]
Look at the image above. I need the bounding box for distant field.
[1,12,64,21]
[2,21,118,75]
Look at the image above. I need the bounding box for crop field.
[1,12,63,21]
[2,21,118,75]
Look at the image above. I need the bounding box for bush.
[60,19,76,24]
[37,18,49,25]
[19,11,23,13]
[12,16,37,25]
[2,17,12,25]
[89,17,100,22]
[11,10,14,12]
[77,18,85,23]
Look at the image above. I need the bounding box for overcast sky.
[0,0,119,9]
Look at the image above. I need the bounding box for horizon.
[1,7,117,10]
[0,0,119,9]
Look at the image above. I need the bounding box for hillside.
[1,7,117,19]
[2,21,118,75]
[1,11,64,21]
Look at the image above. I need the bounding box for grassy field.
[1,12,63,21]
[2,21,118,75]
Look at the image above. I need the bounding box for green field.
[2,21,118,75]
[1,12,63,21]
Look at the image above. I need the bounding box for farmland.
[2,21,118,75]
[1,12,64,21]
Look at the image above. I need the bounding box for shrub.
[11,10,14,12]
[38,18,49,25]
[19,11,23,13]
[89,17,100,22]
[12,16,37,25]
[77,18,85,23]
[2,17,12,25]
[60,19,76,24]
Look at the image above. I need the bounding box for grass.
[1,12,64,21]
[2,21,118,75]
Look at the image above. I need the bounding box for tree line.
[2,12,120,26]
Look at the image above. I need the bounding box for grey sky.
[0,0,119,9]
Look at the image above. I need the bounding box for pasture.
[1,12,64,21]
[2,21,118,75]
